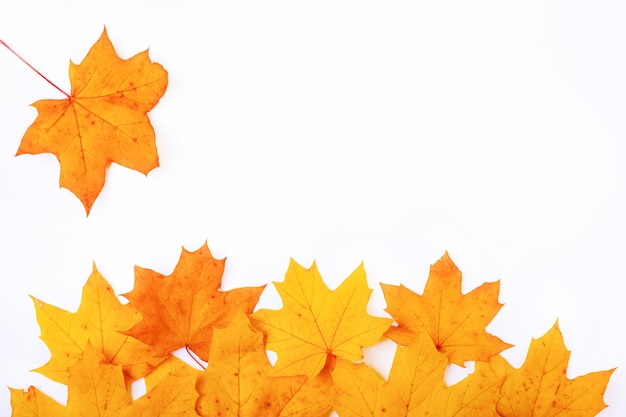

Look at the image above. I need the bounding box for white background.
[1,1,625,415]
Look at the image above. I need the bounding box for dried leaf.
[11,343,130,416]
[195,313,334,417]
[382,252,512,365]
[121,356,200,417]
[12,344,200,417]
[333,332,503,417]
[31,264,166,384]
[9,386,64,417]
[251,259,392,379]
[123,242,265,360]
[16,28,167,214]
[496,321,614,417]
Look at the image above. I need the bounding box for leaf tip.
[29,295,43,308]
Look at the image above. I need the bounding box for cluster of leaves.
[10,243,613,416]
[4,29,615,416]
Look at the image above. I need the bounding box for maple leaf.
[251,259,392,379]
[15,27,168,214]
[382,251,512,365]
[120,355,200,417]
[10,343,130,416]
[496,321,614,417]
[195,313,334,417]
[333,331,504,417]
[143,354,201,392]
[9,386,62,417]
[11,343,200,417]
[31,263,166,385]
[123,242,265,361]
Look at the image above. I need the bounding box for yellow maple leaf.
[11,343,199,417]
[143,354,200,392]
[195,313,334,417]
[11,343,130,416]
[382,251,512,365]
[333,331,504,417]
[496,321,614,417]
[9,386,62,417]
[31,264,166,385]
[251,259,392,379]
[16,27,167,214]
[121,356,200,417]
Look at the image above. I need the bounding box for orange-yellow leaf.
[333,332,504,417]
[496,321,614,417]
[10,386,64,417]
[121,356,201,417]
[143,354,200,392]
[382,252,511,365]
[11,343,130,416]
[195,313,334,417]
[16,27,168,214]
[123,242,265,360]
[31,263,166,385]
[251,259,392,379]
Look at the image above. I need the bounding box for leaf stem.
[185,345,206,370]
[0,38,70,98]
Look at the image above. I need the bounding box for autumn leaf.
[123,242,265,361]
[16,27,168,214]
[143,354,201,392]
[382,252,512,365]
[31,263,166,385]
[333,331,503,417]
[10,343,130,416]
[9,386,63,417]
[195,313,334,417]
[11,343,200,417]
[251,259,392,379]
[120,355,200,417]
[496,321,614,417]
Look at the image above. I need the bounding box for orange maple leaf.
[195,313,334,417]
[31,264,166,385]
[16,27,168,214]
[333,331,504,417]
[382,252,512,365]
[10,343,130,416]
[251,259,392,379]
[496,321,614,417]
[123,242,265,361]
